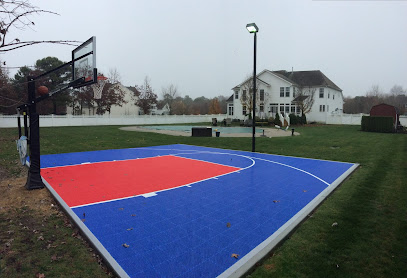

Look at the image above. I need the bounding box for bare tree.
[365,85,384,110]
[0,1,79,52]
[293,86,316,116]
[240,76,259,118]
[161,84,178,115]
[389,85,406,96]
[108,68,121,84]
[135,76,157,115]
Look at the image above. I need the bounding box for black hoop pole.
[17,110,22,138]
[23,111,28,138]
[25,77,45,190]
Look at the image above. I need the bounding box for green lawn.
[0,125,406,277]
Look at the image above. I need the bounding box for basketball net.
[91,76,108,99]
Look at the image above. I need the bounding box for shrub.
[299,114,307,125]
[268,117,275,125]
[361,116,394,133]
[289,113,298,125]
[274,113,282,126]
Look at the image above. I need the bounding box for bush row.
[252,113,306,126]
[361,116,394,133]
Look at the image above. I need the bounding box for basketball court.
[38,144,358,277]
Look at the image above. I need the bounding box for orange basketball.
[37,86,49,95]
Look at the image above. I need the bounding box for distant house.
[370,103,400,130]
[227,69,344,123]
[154,102,171,115]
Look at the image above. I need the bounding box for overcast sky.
[2,0,407,99]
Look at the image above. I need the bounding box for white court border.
[38,145,359,278]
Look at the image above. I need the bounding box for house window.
[260,89,265,101]
[280,104,284,113]
[270,103,278,114]
[293,89,296,98]
[280,87,284,97]
[319,88,324,98]
[291,106,295,113]
[327,105,329,112]
[235,91,239,99]
[320,105,325,112]
[228,105,234,116]
[243,105,247,115]
[285,87,290,97]
[242,90,247,101]
[285,104,290,113]
[328,93,330,99]
[333,94,335,100]
[260,104,264,112]
[296,106,301,115]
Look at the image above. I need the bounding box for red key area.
[42,155,240,207]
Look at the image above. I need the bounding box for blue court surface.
[40,144,358,277]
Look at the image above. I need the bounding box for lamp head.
[246,23,259,33]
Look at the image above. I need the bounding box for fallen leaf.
[36,273,45,278]
[37,235,44,241]
[264,264,275,270]
[231,253,239,259]
[127,228,133,231]
[273,200,280,203]
[81,219,86,222]
[303,190,307,192]
[332,222,338,227]
[131,214,136,217]
[122,243,129,248]
[226,222,231,228]
[119,208,124,210]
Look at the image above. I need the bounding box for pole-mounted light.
[246,23,258,152]
[246,23,259,33]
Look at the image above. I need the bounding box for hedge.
[361,116,394,133]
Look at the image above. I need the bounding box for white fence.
[1,113,406,128]
[0,114,227,128]
[326,114,407,126]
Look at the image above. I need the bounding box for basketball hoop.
[91,75,108,99]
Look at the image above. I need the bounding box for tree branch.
[0,40,80,52]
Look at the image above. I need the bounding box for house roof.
[272,70,342,92]
[126,86,140,96]
[232,77,270,90]
[226,94,234,102]
[232,70,342,92]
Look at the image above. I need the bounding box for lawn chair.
[226,118,232,126]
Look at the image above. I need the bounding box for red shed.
[370,103,399,130]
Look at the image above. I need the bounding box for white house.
[227,70,344,123]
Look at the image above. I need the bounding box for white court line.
[60,148,330,208]
[42,155,174,170]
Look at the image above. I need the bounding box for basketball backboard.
[72,36,97,87]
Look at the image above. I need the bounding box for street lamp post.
[246,23,259,152]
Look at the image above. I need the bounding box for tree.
[134,76,157,115]
[293,86,315,116]
[0,1,78,53]
[209,98,221,114]
[191,96,209,115]
[161,84,178,115]
[0,62,20,114]
[240,77,260,118]
[34,56,71,114]
[216,95,228,114]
